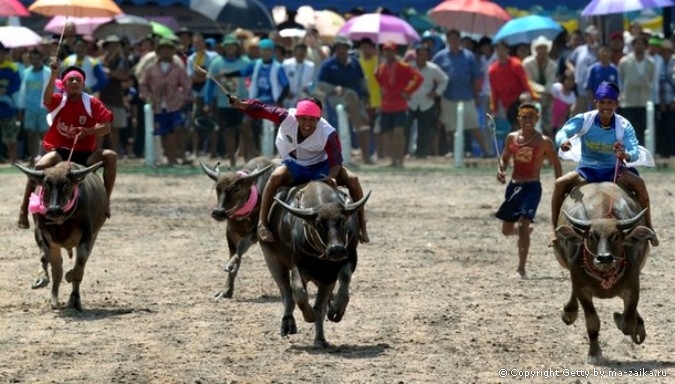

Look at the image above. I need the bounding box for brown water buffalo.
[15,161,108,311]
[553,182,655,364]
[260,180,370,347]
[199,156,276,299]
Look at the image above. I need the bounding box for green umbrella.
[150,21,178,40]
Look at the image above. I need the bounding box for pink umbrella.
[44,15,112,36]
[0,0,30,17]
[428,0,511,36]
[0,26,43,48]
[337,13,420,45]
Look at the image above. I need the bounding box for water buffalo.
[260,180,371,347]
[553,182,655,364]
[15,161,108,311]
[199,156,276,299]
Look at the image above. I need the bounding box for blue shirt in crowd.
[432,48,479,101]
[317,56,366,98]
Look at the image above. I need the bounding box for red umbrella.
[428,0,511,36]
[0,0,30,17]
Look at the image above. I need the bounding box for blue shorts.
[154,110,184,136]
[495,181,542,223]
[577,165,639,183]
[379,111,407,133]
[23,109,49,133]
[283,159,330,185]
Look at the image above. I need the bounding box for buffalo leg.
[32,233,50,289]
[49,246,64,310]
[312,283,336,348]
[562,289,579,325]
[64,243,91,312]
[328,263,353,323]
[614,287,646,344]
[213,235,242,300]
[577,292,603,364]
[291,265,314,323]
[261,248,297,336]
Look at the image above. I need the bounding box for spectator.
[17,50,51,164]
[433,29,491,157]
[405,43,448,159]
[282,43,315,108]
[658,39,675,157]
[62,38,108,94]
[187,32,218,158]
[138,39,192,166]
[584,45,619,102]
[0,42,21,163]
[356,37,380,162]
[566,25,599,115]
[550,70,576,135]
[99,35,131,154]
[522,36,557,137]
[608,31,625,65]
[618,36,654,144]
[317,36,372,164]
[375,41,423,167]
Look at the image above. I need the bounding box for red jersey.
[488,57,533,112]
[375,60,423,113]
[42,93,113,152]
[508,134,543,180]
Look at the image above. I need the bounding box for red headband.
[63,70,84,82]
[296,100,321,118]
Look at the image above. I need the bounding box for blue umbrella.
[492,15,563,46]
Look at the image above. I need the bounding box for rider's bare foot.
[18,211,30,229]
[359,228,370,243]
[257,222,275,243]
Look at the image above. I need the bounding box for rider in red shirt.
[18,59,117,229]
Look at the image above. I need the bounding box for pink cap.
[296,100,321,118]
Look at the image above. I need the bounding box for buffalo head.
[556,208,654,272]
[274,190,371,261]
[200,160,274,221]
[15,162,103,221]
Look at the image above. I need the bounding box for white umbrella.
[0,26,43,48]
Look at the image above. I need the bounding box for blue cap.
[204,37,216,48]
[259,38,274,50]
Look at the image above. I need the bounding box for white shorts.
[440,99,479,132]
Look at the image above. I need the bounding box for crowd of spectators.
[1,17,673,168]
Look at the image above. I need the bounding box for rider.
[228,94,369,244]
[17,58,117,229]
[550,81,658,246]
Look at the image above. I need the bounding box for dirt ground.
[0,159,673,384]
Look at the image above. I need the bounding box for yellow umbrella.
[313,10,345,40]
[28,0,123,18]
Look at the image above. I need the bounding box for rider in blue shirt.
[551,81,658,246]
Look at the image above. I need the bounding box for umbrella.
[492,15,563,46]
[44,15,111,36]
[582,0,675,16]
[401,7,437,33]
[337,13,420,45]
[190,0,276,32]
[0,26,43,48]
[428,0,511,36]
[93,14,153,42]
[150,21,178,40]
[279,28,307,38]
[313,10,345,39]
[28,0,122,18]
[0,0,30,17]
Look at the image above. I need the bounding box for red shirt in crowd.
[488,56,534,112]
[42,93,113,152]
[375,61,423,113]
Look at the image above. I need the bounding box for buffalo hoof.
[50,298,61,310]
[313,337,330,348]
[562,310,577,325]
[212,289,233,300]
[280,315,297,336]
[32,273,49,290]
[67,292,82,312]
[327,300,345,323]
[223,260,239,274]
[64,269,74,283]
[587,354,607,366]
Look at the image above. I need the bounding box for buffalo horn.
[199,160,220,181]
[617,208,648,230]
[343,190,372,215]
[562,209,591,231]
[14,162,45,180]
[273,197,317,221]
[69,162,104,178]
[241,163,274,180]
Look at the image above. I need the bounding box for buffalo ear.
[555,225,584,244]
[624,225,654,244]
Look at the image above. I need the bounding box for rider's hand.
[49,57,60,72]
[560,140,572,152]
[613,142,629,160]
[496,169,506,184]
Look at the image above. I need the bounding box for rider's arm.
[555,114,584,148]
[325,131,344,177]
[621,125,641,162]
[241,99,288,124]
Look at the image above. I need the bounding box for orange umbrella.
[428,0,510,36]
[28,0,123,18]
